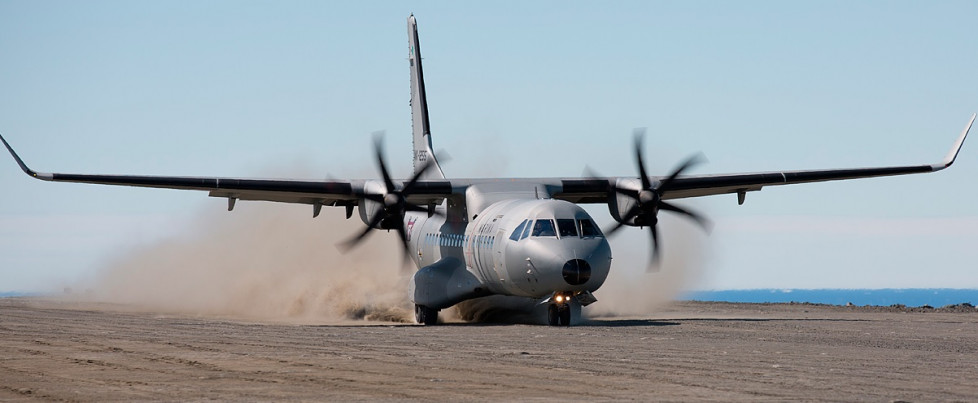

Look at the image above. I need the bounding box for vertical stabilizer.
[408,14,445,179]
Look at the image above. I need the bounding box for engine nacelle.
[358,180,391,229]
[607,177,652,226]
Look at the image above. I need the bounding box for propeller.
[605,128,711,269]
[340,132,441,259]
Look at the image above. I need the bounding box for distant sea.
[682,289,978,308]
[2,289,976,308]
[0,291,36,298]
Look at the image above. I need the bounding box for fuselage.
[406,198,612,299]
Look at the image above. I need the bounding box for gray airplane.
[1,15,974,326]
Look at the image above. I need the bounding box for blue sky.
[1,1,977,293]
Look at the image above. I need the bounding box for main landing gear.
[415,304,438,326]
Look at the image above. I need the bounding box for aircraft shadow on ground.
[579,319,681,327]
[308,319,682,328]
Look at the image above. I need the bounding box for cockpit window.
[531,219,556,237]
[520,220,533,240]
[509,220,527,241]
[556,219,578,237]
[578,218,603,237]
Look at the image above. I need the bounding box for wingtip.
[0,133,51,180]
[0,133,34,175]
[934,113,975,170]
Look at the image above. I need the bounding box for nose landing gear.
[547,294,573,326]
[547,303,571,326]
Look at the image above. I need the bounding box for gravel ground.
[1,297,976,401]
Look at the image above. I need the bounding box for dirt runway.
[1,298,976,401]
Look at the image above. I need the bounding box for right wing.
[553,113,975,203]
[664,113,974,201]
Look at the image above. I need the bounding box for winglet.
[934,113,975,171]
[0,133,53,180]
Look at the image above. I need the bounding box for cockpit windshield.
[556,219,578,237]
[531,219,556,237]
[579,218,603,237]
[510,218,603,241]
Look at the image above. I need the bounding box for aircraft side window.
[520,220,533,240]
[509,220,528,241]
[531,219,556,237]
[556,219,578,238]
[579,219,603,237]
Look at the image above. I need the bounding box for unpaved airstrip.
[1,298,975,401]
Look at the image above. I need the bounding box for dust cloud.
[75,198,709,324]
[80,204,413,323]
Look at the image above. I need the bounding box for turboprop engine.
[603,128,711,268]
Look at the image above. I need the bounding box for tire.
[547,304,560,326]
[558,304,571,326]
[415,304,438,326]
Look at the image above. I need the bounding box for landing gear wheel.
[415,304,438,326]
[547,304,560,326]
[548,304,572,326]
[558,304,571,326]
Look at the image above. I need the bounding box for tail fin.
[407,14,445,179]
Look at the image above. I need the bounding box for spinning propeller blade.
[340,132,442,261]
[606,129,711,271]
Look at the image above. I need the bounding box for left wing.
[0,133,452,212]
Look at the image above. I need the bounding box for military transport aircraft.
[1,15,974,326]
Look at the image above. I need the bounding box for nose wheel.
[547,303,571,326]
[415,304,438,325]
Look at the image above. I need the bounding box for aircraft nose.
[562,259,591,286]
